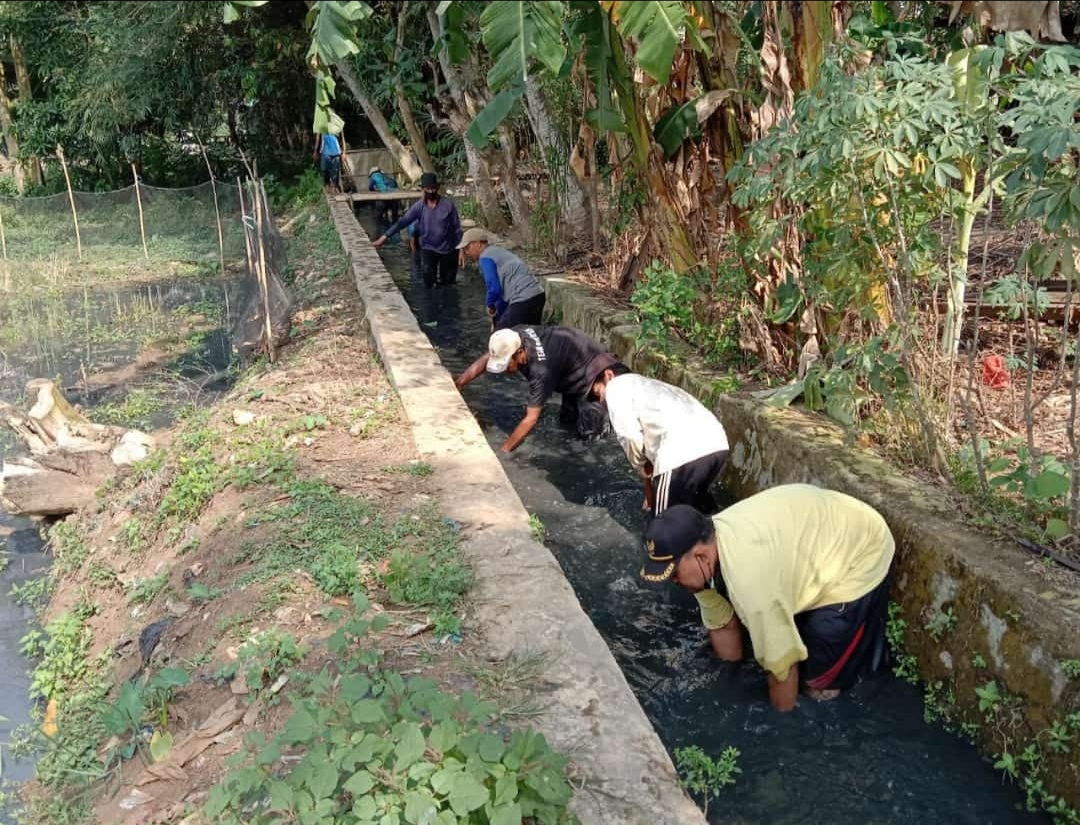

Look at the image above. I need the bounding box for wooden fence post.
[0,205,8,260]
[56,145,82,261]
[196,137,227,278]
[238,177,255,276]
[131,164,149,261]
[252,177,276,364]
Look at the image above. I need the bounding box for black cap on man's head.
[639,505,714,587]
[420,172,439,189]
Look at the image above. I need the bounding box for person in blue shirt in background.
[367,166,401,222]
[457,227,546,330]
[313,130,345,193]
[373,172,462,288]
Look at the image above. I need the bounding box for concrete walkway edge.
[329,201,707,825]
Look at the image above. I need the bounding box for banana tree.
[460,0,701,276]
[226,0,372,135]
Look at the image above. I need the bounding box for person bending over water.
[456,228,546,330]
[640,484,894,711]
[590,369,728,516]
[455,325,625,452]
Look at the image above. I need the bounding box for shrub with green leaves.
[30,610,94,703]
[223,628,307,693]
[630,259,744,369]
[309,541,362,597]
[49,520,90,576]
[381,512,472,636]
[674,745,741,816]
[100,666,190,765]
[205,666,577,825]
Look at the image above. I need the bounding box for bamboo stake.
[0,205,7,259]
[131,164,149,260]
[195,138,230,330]
[252,177,276,363]
[196,138,227,278]
[57,145,82,261]
[238,177,255,276]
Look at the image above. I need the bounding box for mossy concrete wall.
[539,273,1080,807]
[329,203,707,825]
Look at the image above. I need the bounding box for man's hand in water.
[372,235,387,249]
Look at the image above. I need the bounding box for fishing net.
[0,178,291,362]
[230,183,292,362]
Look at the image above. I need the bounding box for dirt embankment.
[16,207,575,825]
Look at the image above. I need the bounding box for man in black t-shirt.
[454,325,626,452]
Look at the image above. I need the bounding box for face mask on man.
[424,189,440,203]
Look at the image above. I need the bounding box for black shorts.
[651,450,728,516]
[495,293,546,329]
[797,572,892,691]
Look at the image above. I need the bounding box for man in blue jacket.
[457,227,546,329]
[368,166,400,222]
[313,130,344,193]
[372,172,462,288]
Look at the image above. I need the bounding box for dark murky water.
[363,209,1047,825]
[0,277,240,433]
[0,511,47,789]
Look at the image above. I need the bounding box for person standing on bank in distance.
[589,370,728,516]
[457,228,546,330]
[313,130,345,193]
[640,485,895,712]
[454,325,625,451]
[372,172,462,288]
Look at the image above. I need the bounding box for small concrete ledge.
[329,201,707,825]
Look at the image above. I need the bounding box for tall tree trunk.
[948,1,1066,41]
[461,133,506,231]
[9,36,40,187]
[495,124,533,246]
[395,95,433,179]
[524,76,593,257]
[333,60,423,182]
[394,4,435,176]
[783,1,845,92]
[425,5,509,232]
[0,62,25,194]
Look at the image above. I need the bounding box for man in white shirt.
[590,369,729,515]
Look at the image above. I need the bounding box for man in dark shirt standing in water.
[455,326,627,452]
[373,172,462,288]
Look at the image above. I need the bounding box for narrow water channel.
[362,209,1047,825]
[0,511,47,791]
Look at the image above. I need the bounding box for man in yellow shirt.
[640,484,895,711]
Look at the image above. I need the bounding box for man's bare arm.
[501,406,542,452]
[455,355,490,390]
[708,614,744,661]
[768,666,799,712]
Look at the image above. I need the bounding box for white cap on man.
[457,227,488,249]
[368,166,380,175]
[486,329,522,374]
